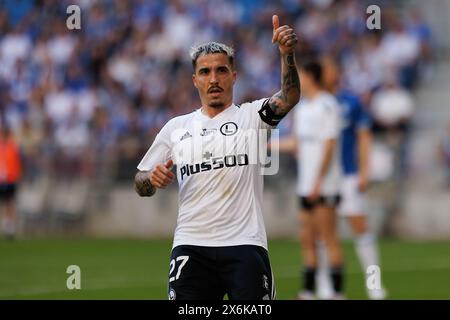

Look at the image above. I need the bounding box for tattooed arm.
[134,171,156,197]
[269,15,301,116]
[134,160,175,197]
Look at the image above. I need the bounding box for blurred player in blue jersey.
[320,56,387,300]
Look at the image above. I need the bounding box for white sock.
[355,232,379,273]
[316,240,334,299]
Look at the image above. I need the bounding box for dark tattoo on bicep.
[134,171,156,197]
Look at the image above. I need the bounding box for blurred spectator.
[53,107,90,180]
[0,25,32,68]
[2,0,34,27]
[0,123,22,239]
[371,75,415,130]
[440,122,450,188]
[0,0,433,185]
[16,116,42,181]
[407,9,433,81]
[371,74,415,175]
[381,10,421,89]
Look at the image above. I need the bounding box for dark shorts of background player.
[168,244,275,300]
[299,195,341,211]
[0,184,16,201]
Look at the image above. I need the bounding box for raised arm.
[268,15,301,116]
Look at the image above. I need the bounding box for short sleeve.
[137,122,172,171]
[320,98,341,140]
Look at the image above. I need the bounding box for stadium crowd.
[0,0,432,184]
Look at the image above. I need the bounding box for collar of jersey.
[196,103,237,121]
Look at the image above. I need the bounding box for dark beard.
[208,101,225,108]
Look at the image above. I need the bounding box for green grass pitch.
[1,238,449,299]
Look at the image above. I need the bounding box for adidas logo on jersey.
[180,131,192,141]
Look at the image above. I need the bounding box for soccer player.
[320,56,387,300]
[275,60,343,299]
[0,124,22,240]
[134,15,300,300]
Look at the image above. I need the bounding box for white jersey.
[294,92,341,196]
[138,99,275,250]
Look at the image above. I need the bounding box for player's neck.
[327,85,338,94]
[201,103,233,118]
[305,87,322,99]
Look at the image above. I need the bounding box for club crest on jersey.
[262,275,269,290]
[220,122,238,136]
[168,288,176,300]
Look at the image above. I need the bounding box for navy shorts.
[299,195,341,211]
[167,245,275,300]
[0,184,16,201]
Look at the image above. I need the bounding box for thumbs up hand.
[150,159,175,189]
[272,15,297,55]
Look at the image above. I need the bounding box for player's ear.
[232,70,237,84]
[192,73,198,88]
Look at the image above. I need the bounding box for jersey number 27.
[169,256,189,282]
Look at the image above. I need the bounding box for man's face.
[192,53,236,109]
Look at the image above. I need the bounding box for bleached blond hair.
[190,42,234,69]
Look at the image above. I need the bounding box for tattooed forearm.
[268,53,300,115]
[285,53,295,66]
[282,53,300,99]
[134,171,156,197]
